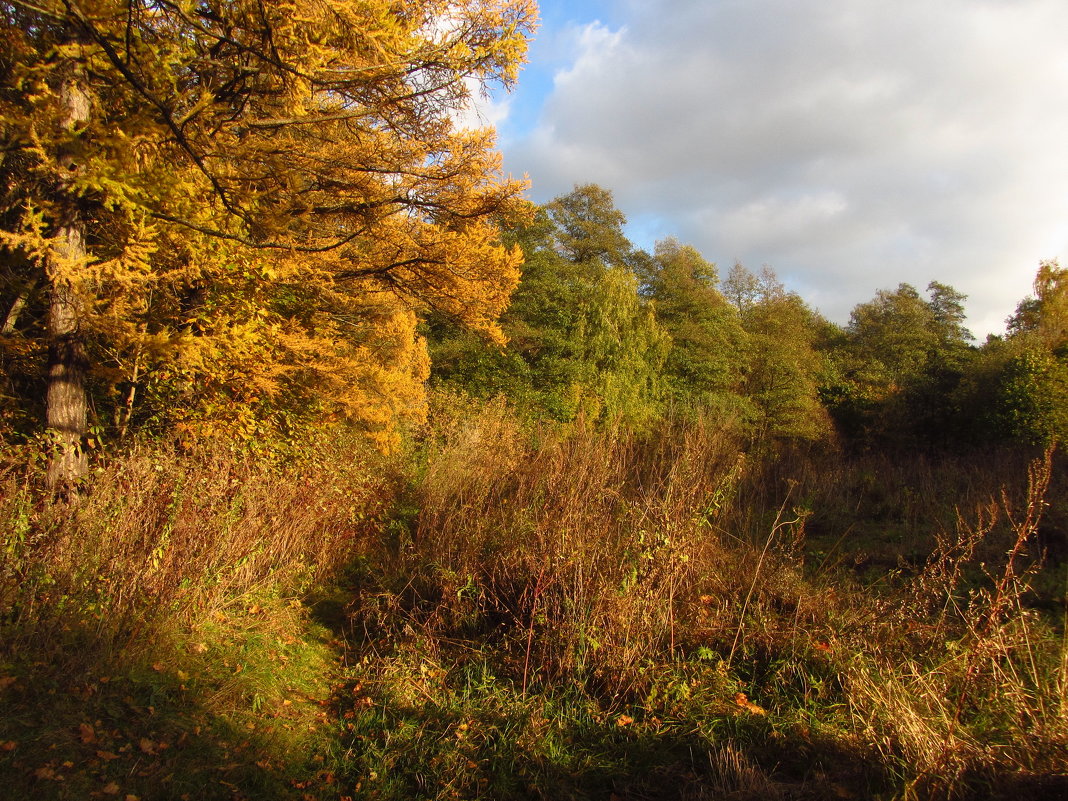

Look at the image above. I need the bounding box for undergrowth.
[1,399,1066,800]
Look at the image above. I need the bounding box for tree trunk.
[45,63,91,489]
[1,277,35,335]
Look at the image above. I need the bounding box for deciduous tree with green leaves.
[646,238,748,415]
[429,185,669,424]
[827,281,974,446]
[729,265,832,442]
[982,260,1068,445]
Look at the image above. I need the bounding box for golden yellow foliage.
[0,0,535,449]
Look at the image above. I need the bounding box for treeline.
[429,183,1068,452]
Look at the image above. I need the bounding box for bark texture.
[45,65,91,488]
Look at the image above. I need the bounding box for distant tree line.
[428,183,1068,452]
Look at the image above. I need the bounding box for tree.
[1008,260,1068,351]
[429,186,669,424]
[984,260,1068,445]
[732,266,832,442]
[722,262,784,316]
[647,239,748,411]
[828,281,975,446]
[0,0,535,481]
[545,183,632,267]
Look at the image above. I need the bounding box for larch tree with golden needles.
[0,0,534,484]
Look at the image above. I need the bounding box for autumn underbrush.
[1,403,1067,800]
[0,431,403,800]
[331,399,1067,800]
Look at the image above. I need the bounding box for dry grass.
[375,398,1068,797]
[0,431,397,664]
[411,401,753,696]
[1,398,1066,799]
[845,447,1068,798]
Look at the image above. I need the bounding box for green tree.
[1008,260,1068,350]
[429,186,669,424]
[745,293,833,441]
[981,260,1068,445]
[646,239,748,413]
[828,281,975,446]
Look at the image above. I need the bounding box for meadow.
[2,396,1065,800]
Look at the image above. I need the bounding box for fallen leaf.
[189,642,208,654]
[101,781,121,795]
[151,662,165,672]
[96,750,119,761]
[0,741,17,752]
[733,692,767,716]
[78,723,97,744]
[0,676,16,690]
[33,766,56,780]
[616,715,634,727]
[138,738,156,755]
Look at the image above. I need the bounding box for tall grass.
[411,402,753,694]
[355,397,1068,798]
[0,432,397,663]
[1,398,1065,799]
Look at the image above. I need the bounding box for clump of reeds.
[392,398,817,700]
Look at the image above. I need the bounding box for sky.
[476,0,1068,338]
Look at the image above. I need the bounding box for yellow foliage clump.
[0,0,536,449]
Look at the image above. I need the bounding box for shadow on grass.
[317,626,894,801]
[0,617,340,801]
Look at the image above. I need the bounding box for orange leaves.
[78,723,98,744]
[4,0,535,450]
[733,692,767,716]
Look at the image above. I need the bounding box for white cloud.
[505,0,1068,335]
